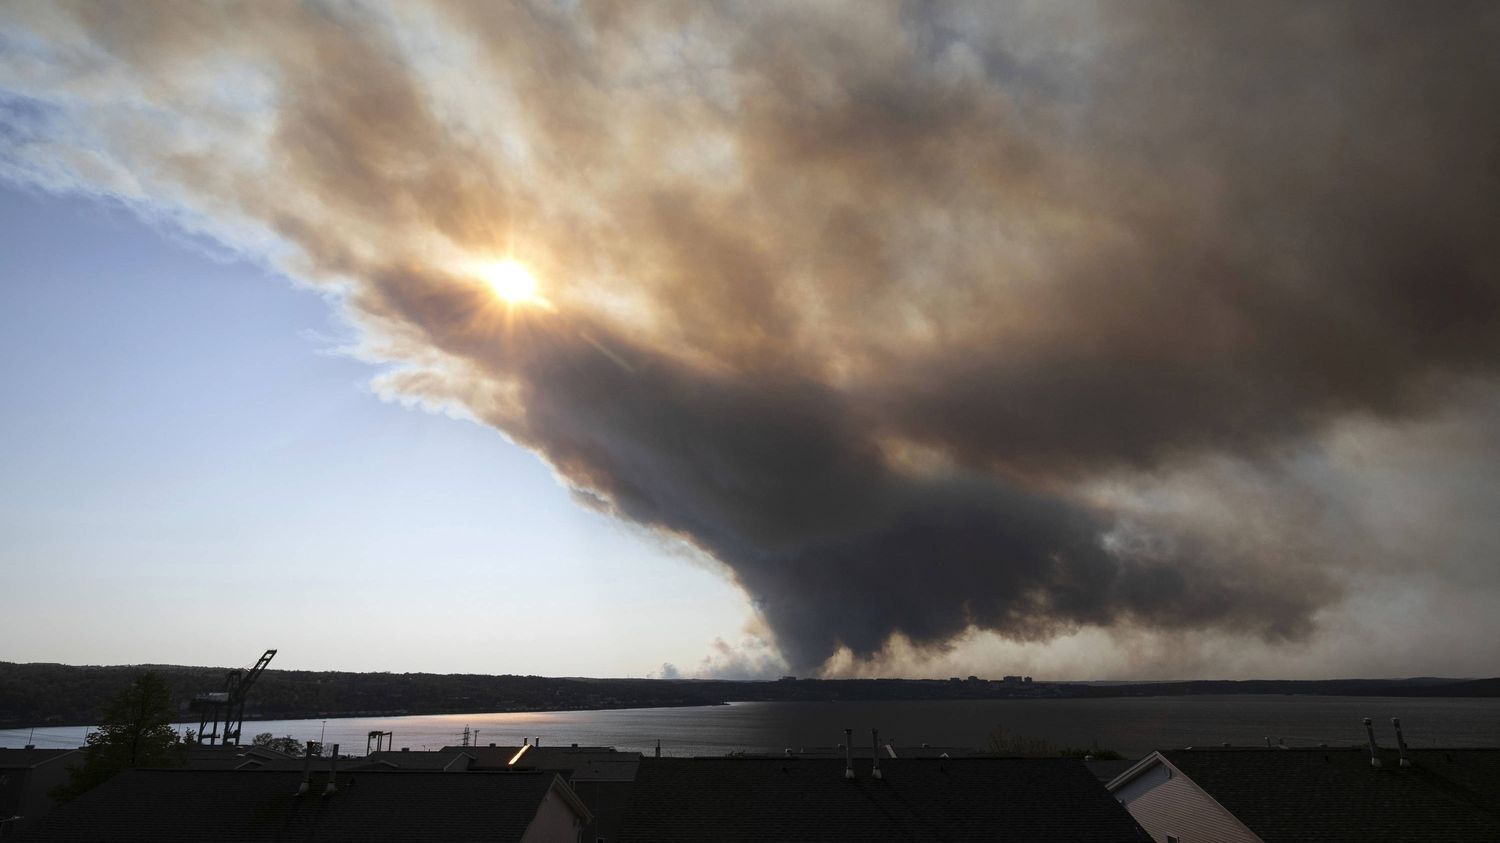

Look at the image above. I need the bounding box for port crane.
[190,648,276,746]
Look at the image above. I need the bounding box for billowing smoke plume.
[3,1,1498,672]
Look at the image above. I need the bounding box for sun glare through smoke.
[478,259,547,308]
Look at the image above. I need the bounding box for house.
[181,744,312,771]
[355,748,477,772]
[1085,758,1139,783]
[445,745,639,843]
[617,757,1151,841]
[0,747,81,838]
[728,744,979,761]
[560,754,640,843]
[1107,747,1500,842]
[442,744,627,772]
[25,768,592,842]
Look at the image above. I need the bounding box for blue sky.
[0,183,750,675]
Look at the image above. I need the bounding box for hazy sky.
[2,1,1498,680]
[0,184,753,676]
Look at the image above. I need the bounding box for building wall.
[569,779,631,843]
[1,754,78,838]
[1114,761,1262,843]
[520,786,584,843]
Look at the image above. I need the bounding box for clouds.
[2,1,1498,675]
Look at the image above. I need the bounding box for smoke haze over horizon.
[2,1,1499,679]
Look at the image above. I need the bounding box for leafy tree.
[52,672,184,803]
[251,733,305,756]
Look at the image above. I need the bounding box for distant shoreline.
[1,699,734,733]
[4,661,1496,732]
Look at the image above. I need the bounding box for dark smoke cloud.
[2,1,1497,673]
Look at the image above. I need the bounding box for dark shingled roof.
[443,745,626,771]
[1158,748,1500,843]
[24,769,566,842]
[354,749,474,771]
[0,748,79,769]
[617,757,1150,842]
[1084,759,1138,783]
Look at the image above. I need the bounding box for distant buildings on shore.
[949,674,1033,686]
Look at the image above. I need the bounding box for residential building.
[0,747,80,838]
[618,757,1150,841]
[25,768,591,842]
[445,745,637,842]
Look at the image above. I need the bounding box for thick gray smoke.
[3,1,1498,672]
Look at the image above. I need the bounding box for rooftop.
[1128,747,1500,843]
[355,749,475,771]
[442,744,629,771]
[619,757,1150,842]
[26,768,577,842]
[0,748,79,769]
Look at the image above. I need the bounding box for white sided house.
[1107,752,1261,843]
[1107,744,1500,843]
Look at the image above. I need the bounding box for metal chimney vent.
[1362,719,1382,768]
[1392,718,1411,768]
[843,728,855,780]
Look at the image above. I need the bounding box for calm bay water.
[7,696,1498,758]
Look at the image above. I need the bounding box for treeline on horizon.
[2,661,1494,730]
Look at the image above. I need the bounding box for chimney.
[654,740,661,759]
[324,744,340,795]
[1392,718,1411,768]
[535,737,541,747]
[871,729,883,780]
[1362,719,1382,768]
[297,741,315,795]
[844,729,855,780]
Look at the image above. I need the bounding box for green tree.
[52,672,184,803]
[251,733,305,756]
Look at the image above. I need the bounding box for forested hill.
[1,661,1494,730]
[0,662,724,729]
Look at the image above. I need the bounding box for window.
[1167,836,1181,843]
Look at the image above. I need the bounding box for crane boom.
[224,649,276,746]
[190,648,277,747]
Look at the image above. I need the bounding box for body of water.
[6,695,1498,758]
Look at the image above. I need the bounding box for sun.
[478,259,543,306]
